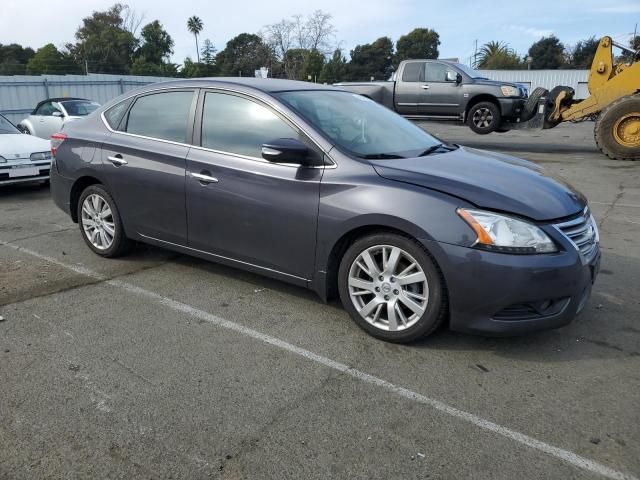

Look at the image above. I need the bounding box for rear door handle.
[422,85,430,90]
[107,154,127,166]
[191,172,219,184]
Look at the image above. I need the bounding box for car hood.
[370,146,586,221]
[471,78,520,88]
[0,133,50,159]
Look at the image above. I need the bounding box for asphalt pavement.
[1,121,639,480]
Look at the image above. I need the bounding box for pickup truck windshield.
[454,63,485,79]
[277,91,443,159]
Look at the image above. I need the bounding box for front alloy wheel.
[338,233,446,343]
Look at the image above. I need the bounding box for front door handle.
[107,154,127,166]
[191,172,219,184]
[422,85,430,89]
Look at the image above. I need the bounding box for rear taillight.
[50,133,67,157]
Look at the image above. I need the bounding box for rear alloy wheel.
[78,185,130,257]
[595,94,640,161]
[338,233,446,343]
[467,101,501,134]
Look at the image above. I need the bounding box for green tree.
[528,36,565,69]
[0,43,35,75]
[215,33,276,76]
[301,49,325,81]
[395,28,440,63]
[187,16,204,62]
[201,39,216,65]
[566,37,599,69]
[130,56,163,75]
[26,44,81,74]
[282,48,308,79]
[319,48,347,83]
[622,35,639,62]
[477,41,523,69]
[66,4,138,73]
[137,20,174,64]
[346,37,394,81]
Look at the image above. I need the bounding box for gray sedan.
[50,79,600,343]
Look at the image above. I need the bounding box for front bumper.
[425,239,600,336]
[498,98,525,119]
[0,159,51,186]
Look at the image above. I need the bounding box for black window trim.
[99,85,336,168]
[191,87,334,168]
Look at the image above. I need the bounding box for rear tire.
[77,184,130,258]
[467,101,501,134]
[338,233,447,343]
[594,94,640,161]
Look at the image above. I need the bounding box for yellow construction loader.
[518,36,639,160]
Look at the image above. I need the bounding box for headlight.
[500,85,520,97]
[458,208,557,254]
[0,156,6,164]
[30,151,52,161]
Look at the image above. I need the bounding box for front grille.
[554,208,599,261]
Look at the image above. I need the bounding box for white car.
[18,97,100,139]
[0,114,52,186]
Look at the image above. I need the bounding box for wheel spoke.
[102,221,115,236]
[359,297,383,317]
[387,302,399,331]
[360,250,380,277]
[101,206,112,219]
[398,293,425,316]
[349,277,375,292]
[383,247,401,275]
[99,229,109,247]
[83,219,97,228]
[397,271,426,286]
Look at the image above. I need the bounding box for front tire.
[77,185,130,257]
[338,233,447,343]
[467,101,501,134]
[594,94,640,161]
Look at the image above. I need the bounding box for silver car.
[0,114,52,186]
[18,98,100,139]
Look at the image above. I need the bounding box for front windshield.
[277,90,442,159]
[61,100,100,116]
[455,63,484,79]
[0,115,19,134]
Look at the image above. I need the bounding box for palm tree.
[476,41,522,69]
[187,16,204,63]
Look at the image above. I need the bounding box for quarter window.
[104,99,133,130]
[402,62,424,82]
[201,92,301,158]
[125,91,194,143]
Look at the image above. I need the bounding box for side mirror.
[52,111,63,118]
[261,138,309,165]
[446,71,462,83]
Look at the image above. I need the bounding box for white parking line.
[1,239,638,480]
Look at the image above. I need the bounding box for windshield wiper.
[360,153,406,159]
[417,144,446,156]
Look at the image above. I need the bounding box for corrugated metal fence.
[0,73,175,124]
[0,70,592,124]
[478,69,590,99]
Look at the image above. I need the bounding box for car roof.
[135,78,340,94]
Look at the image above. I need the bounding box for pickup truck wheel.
[467,102,501,134]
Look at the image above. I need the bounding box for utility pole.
[85,59,89,75]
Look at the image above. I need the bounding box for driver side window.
[35,102,53,116]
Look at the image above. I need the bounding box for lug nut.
[394,290,399,295]
[375,287,380,292]
[379,275,384,281]
[390,277,395,283]
[384,295,389,301]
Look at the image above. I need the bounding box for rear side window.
[201,92,301,158]
[125,91,194,143]
[104,99,133,130]
[402,62,424,82]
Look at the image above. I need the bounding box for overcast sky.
[1,0,638,66]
